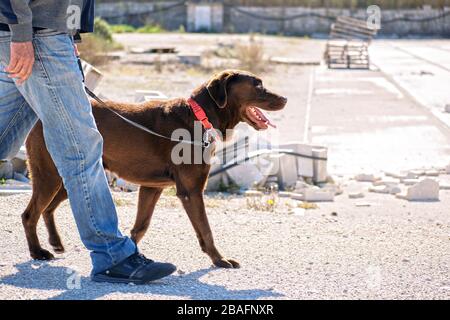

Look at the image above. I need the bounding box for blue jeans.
[0,30,136,275]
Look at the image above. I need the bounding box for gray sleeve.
[8,0,33,42]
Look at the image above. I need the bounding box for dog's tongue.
[251,107,277,129]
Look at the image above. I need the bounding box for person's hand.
[74,43,80,56]
[6,41,35,85]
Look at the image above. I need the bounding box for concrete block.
[280,142,313,178]
[81,60,103,91]
[14,145,27,161]
[396,178,439,201]
[227,162,264,190]
[11,158,27,175]
[206,172,229,192]
[312,147,328,183]
[278,142,327,183]
[277,154,298,190]
[0,161,14,179]
[12,172,29,183]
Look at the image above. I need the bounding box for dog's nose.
[281,96,288,104]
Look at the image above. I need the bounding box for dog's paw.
[31,248,55,260]
[51,244,65,254]
[213,258,240,269]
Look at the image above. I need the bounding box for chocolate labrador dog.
[23,70,287,268]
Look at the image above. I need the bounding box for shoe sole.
[92,266,176,285]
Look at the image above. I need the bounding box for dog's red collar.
[187,98,213,130]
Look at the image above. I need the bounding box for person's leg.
[0,31,39,161]
[3,30,136,275]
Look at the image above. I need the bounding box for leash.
[78,59,214,148]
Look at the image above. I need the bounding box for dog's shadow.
[0,261,283,300]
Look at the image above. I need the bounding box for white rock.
[244,190,263,197]
[425,169,440,177]
[369,185,391,194]
[400,172,418,180]
[355,202,371,207]
[439,182,450,190]
[320,183,343,195]
[278,191,292,198]
[402,178,420,186]
[290,189,334,202]
[348,191,365,199]
[292,208,306,216]
[372,177,400,186]
[396,178,439,201]
[294,180,310,192]
[369,185,401,194]
[354,173,380,182]
[409,169,425,176]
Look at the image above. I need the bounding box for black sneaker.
[92,252,176,284]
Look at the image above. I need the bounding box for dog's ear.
[206,72,235,108]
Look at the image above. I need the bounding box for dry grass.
[77,34,122,66]
[235,35,266,74]
[246,193,278,212]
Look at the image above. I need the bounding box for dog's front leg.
[178,192,240,268]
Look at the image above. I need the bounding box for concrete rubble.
[207,133,330,193]
[396,178,440,201]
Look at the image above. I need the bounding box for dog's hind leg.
[22,179,62,260]
[42,186,68,253]
[23,122,62,260]
[130,186,163,244]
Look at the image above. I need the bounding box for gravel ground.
[1,35,448,300]
[0,187,449,300]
